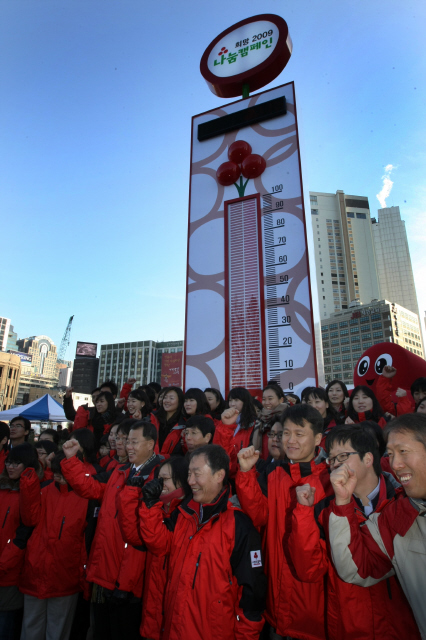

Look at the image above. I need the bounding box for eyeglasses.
[267,431,283,439]
[326,451,359,467]
[5,461,23,468]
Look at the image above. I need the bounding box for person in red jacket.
[117,456,191,640]
[326,413,426,639]
[34,440,58,482]
[204,387,226,421]
[236,403,333,640]
[325,379,349,422]
[213,387,260,463]
[61,420,163,640]
[302,387,344,450]
[19,451,91,640]
[184,415,215,453]
[289,424,420,640]
[253,384,288,459]
[345,385,388,428]
[156,387,185,454]
[0,444,41,640]
[138,444,267,640]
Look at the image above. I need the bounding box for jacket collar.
[181,486,230,524]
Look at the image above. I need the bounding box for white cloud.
[376,164,396,208]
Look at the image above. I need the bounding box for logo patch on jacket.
[250,550,262,567]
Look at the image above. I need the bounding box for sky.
[1,0,425,360]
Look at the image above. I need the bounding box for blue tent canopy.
[0,394,66,422]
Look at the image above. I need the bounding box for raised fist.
[395,388,407,398]
[237,446,260,472]
[141,477,164,508]
[221,408,240,426]
[296,483,316,507]
[382,365,397,379]
[127,378,137,386]
[65,387,74,398]
[330,463,357,506]
[62,438,80,459]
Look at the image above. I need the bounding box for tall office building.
[0,317,11,352]
[372,206,420,317]
[310,191,380,319]
[15,335,59,404]
[98,340,183,390]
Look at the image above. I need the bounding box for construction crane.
[57,315,74,364]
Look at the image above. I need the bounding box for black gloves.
[141,477,163,508]
[127,473,146,488]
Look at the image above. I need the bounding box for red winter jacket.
[19,468,89,599]
[235,459,332,640]
[289,474,420,640]
[213,422,254,476]
[350,411,388,429]
[160,424,187,457]
[71,405,91,432]
[0,449,7,475]
[117,487,182,640]
[0,487,25,587]
[138,487,266,640]
[375,375,414,416]
[61,454,161,597]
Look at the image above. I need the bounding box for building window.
[311,209,318,214]
[373,331,384,339]
[350,327,359,334]
[340,329,349,336]
[347,212,354,218]
[356,212,366,219]
[330,331,339,338]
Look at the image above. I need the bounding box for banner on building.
[161,352,183,387]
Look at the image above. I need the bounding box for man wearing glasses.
[288,424,420,640]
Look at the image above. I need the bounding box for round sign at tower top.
[200,14,292,98]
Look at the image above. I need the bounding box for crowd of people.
[0,367,426,640]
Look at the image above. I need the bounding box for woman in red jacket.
[213,387,260,474]
[345,385,388,428]
[0,444,42,640]
[138,456,190,640]
[19,451,90,640]
[325,379,349,422]
[156,387,185,455]
[253,385,288,459]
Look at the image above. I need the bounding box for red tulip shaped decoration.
[216,139,266,196]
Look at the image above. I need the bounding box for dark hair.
[159,456,191,496]
[156,387,184,422]
[183,388,211,418]
[117,418,134,436]
[325,424,382,477]
[148,382,162,393]
[100,380,118,397]
[129,389,152,417]
[347,386,384,423]
[72,428,98,463]
[138,385,156,407]
[227,387,257,430]
[326,379,349,401]
[50,451,66,476]
[129,420,158,445]
[252,397,263,412]
[189,444,230,486]
[282,403,324,436]
[301,387,341,427]
[39,428,59,445]
[185,415,215,438]
[110,413,127,428]
[100,434,110,447]
[0,422,10,451]
[91,387,101,395]
[285,393,301,404]
[95,392,116,416]
[411,377,426,397]
[359,420,386,457]
[416,398,426,412]
[263,384,286,402]
[384,413,426,449]
[7,443,39,471]
[204,388,226,417]
[35,440,58,456]
[10,416,31,438]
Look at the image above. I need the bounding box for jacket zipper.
[2,507,10,528]
[227,571,232,585]
[192,552,202,589]
[58,516,65,539]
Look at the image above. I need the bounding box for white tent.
[0,394,66,422]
